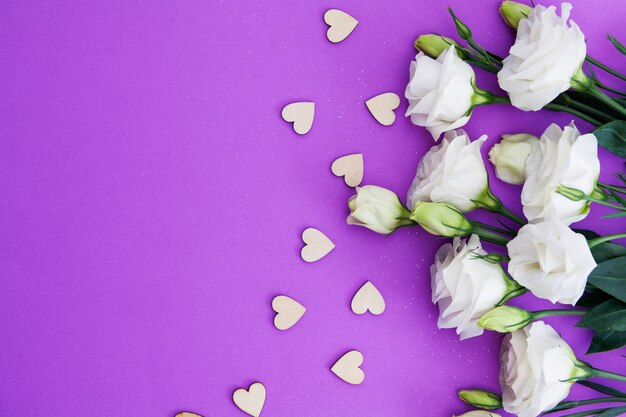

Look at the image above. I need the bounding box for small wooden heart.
[272,295,306,330]
[175,413,203,417]
[331,350,364,385]
[365,93,400,126]
[331,154,363,187]
[281,102,315,135]
[324,9,358,43]
[351,281,385,315]
[233,382,266,417]
[300,227,335,262]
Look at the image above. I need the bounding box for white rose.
[497,2,586,111]
[407,130,489,212]
[500,321,589,417]
[431,235,511,340]
[488,133,538,185]
[405,46,476,140]
[507,218,596,305]
[522,122,599,225]
[347,185,412,234]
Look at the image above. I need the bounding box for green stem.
[544,103,602,126]
[533,309,587,319]
[578,380,626,398]
[557,408,613,417]
[473,187,526,226]
[589,367,626,383]
[476,222,516,237]
[564,95,614,123]
[546,397,626,414]
[498,204,526,226]
[585,84,626,119]
[598,182,626,195]
[587,56,626,82]
[472,224,511,246]
[595,80,626,97]
[588,233,626,248]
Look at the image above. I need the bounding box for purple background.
[1,1,625,416]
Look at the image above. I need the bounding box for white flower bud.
[488,133,537,185]
[347,185,412,235]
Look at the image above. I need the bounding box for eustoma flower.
[430,235,518,339]
[488,133,538,185]
[405,46,477,140]
[497,2,586,111]
[500,322,591,417]
[522,122,599,225]
[347,185,413,235]
[506,218,596,305]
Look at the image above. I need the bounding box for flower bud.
[488,133,538,185]
[478,306,533,333]
[347,185,413,235]
[409,201,472,237]
[555,185,586,202]
[448,7,472,41]
[499,1,532,29]
[454,411,502,417]
[458,390,502,410]
[414,35,469,60]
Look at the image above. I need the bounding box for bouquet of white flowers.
[343,2,626,417]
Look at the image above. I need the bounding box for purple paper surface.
[1,1,626,416]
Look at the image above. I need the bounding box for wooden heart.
[331,154,363,187]
[175,413,203,417]
[324,9,358,43]
[233,382,266,417]
[365,93,400,126]
[272,295,306,330]
[300,228,335,262]
[331,350,364,384]
[281,102,315,135]
[351,281,385,315]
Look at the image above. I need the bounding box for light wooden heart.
[331,153,363,187]
[331,350,364,385]
[272,295,306,330]
[300,227,335,262]
[233,382,266,417]
[281,102,315,135]
[324,9,358,43]
[365,93,400,126]
[351,281,385,315]
[176,413,203,417]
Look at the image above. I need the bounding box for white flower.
[500,321,589,417]
[407,130,489,212]
[507,218,596,305]
[431,235,511,340]
[522,122,599,225]
[405,46,476,140]
[497,3,586,111]
[488,133,538,185]
[347,185,412,234]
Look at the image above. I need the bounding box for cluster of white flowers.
[343,3,621,417]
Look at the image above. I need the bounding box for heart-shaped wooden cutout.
[351,281,385,315]
[324,9,358,43]
[281,102,315,135]
[331,153,363,187]
[365,93,400,126]
[272,295,306,330]
[233,382,266,417]
[300,227,335,262]
[331,350,364,384]
[176,413,203,417]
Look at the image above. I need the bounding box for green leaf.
[579,289,612,309]
[575,229,626,263]
[597,405,626,417]
[603,211,626,219]
[593,121,626,158]
[608,34,626,55]
[578,380,626,397]
[587,329,626,354]
[577,299,626,331]
[588,256,626,302]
